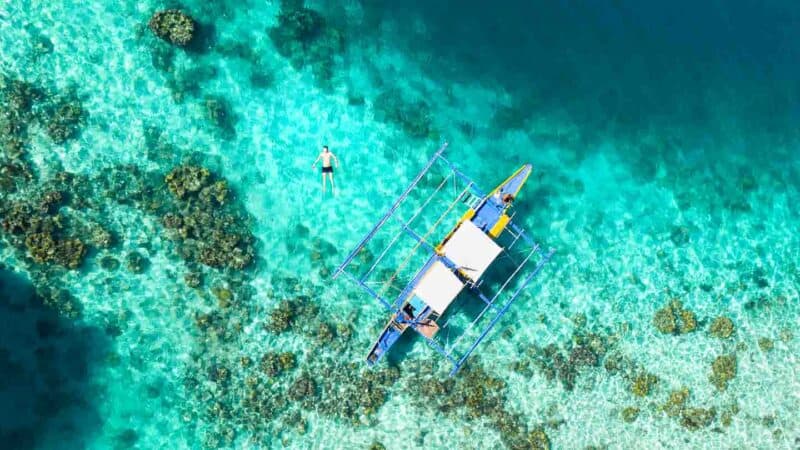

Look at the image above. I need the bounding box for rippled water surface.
[1,1,798,449]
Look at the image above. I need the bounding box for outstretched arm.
[311,153,321,168]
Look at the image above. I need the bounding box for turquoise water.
[1,1,799,449]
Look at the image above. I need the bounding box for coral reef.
[661,387,690,417]
[621,406,640,423]
[259,351,296,377]
[1,199,87,269]
[204,96,237,139]
[100,255,120,271]
[526,328,615,391]
[757,337,774,352]
[373,89,434,139]
[1,77,41,191]
[161,165,254,270]
[630,372,658,397]
[720,403,740,427]
[404,362,551,450]
[165,165,210,199]
[42,97,87,144]
[709,316,735,339]
[652,299,697,335]
[680,407,717,430]
[125,251,148,274]
[148,10,196,46]
[267,4,344,86]
[709,354,737,391]
[288,372,316,402]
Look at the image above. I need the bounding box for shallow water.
[1,1,798,449]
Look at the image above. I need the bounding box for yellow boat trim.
[489,214,510,238]
[491,164,532,197]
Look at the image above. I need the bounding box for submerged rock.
[149,10,196,47]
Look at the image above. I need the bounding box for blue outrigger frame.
[333,142,555,376]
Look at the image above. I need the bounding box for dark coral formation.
[709,316,735,339]
[267,3,344,86]
[125,251,148,274]
[1,76,86,152]
[0,78,45,192]
[373,89,434,139]
[288,372,316,402]
[148,10,196,47]
[1,199,87,269]
[404,363,551,450]
[259,351,296,377]
[657,387,722,431]
[621,406,640,423]
[42,97,87,144]
[661,387,690,417]
[204,96,237,139]
[165,165,211,199]
[161,165,253,269]
[652,299,697,334]
[680,407,717,430]
[757,337,774,352]
[709,354,737,391]
[630,371,659,397]
[525,328,615,391]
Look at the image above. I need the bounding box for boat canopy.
[333,142,554,376]
[413,260,465,314]
[440,220,502,281]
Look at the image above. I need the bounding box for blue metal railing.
[449,247,555,376]
[333,142,449,279]
[333,142,556,377]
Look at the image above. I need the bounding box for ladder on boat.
[460,191,483,209]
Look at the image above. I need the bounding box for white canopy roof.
[440,221,502,281]
[413,260,465,314]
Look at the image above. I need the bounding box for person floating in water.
[311,145,339,194]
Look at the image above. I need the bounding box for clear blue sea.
[1,1,799,449]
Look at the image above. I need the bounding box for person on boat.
[311,145,339,194]
[493,190,515,205]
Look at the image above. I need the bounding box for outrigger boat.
[333,143,554,376]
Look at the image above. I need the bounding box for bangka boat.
[334,143,554,376]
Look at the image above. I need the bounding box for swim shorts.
[322,166,333,173]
